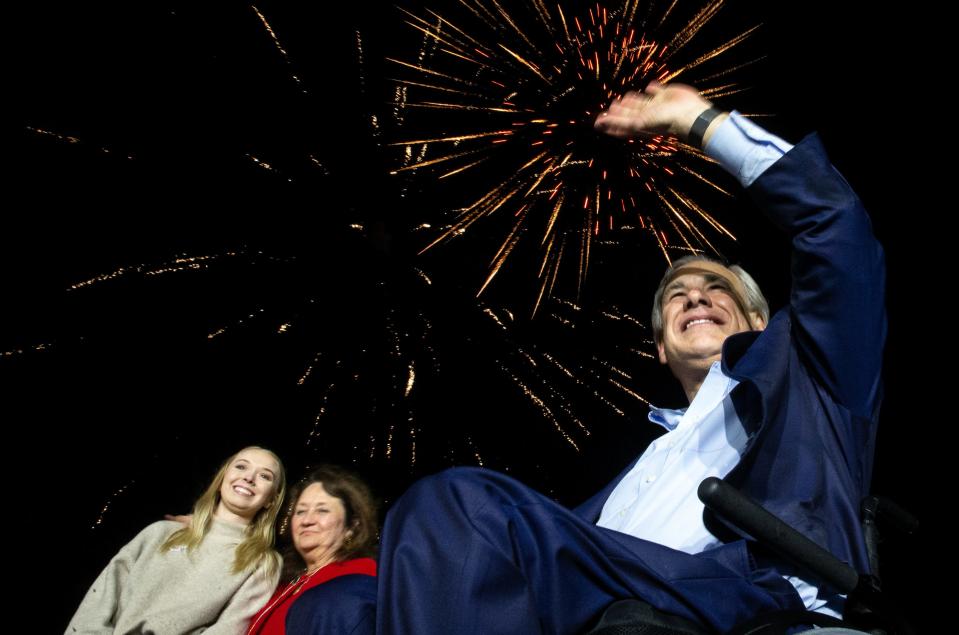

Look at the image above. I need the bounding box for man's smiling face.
[657,269,763,370]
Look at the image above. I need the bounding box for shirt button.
[645,474,657,483]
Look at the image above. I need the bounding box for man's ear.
[657,339,668,365]
[750,313,766,331]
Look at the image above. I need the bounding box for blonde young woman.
[66,446,286,635]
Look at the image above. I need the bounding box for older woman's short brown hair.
[280,465,379,580]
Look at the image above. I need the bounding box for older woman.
[67,446,286,634]
[247,464,378,635]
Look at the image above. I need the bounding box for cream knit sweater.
[66,519,279,634]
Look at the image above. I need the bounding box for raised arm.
[595,82,886,417]
[746,134,886,417]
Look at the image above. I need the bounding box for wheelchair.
[586,478,917,635]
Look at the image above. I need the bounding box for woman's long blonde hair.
[161,446,286,577]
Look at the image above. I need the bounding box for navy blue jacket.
[575,134,886,577]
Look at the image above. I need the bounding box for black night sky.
[9,1,916,630]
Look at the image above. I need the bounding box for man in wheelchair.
[375,82,886,634]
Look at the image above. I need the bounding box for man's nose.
[685,287,711,308]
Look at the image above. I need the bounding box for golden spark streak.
[404,363,415,397]
[542,192,565,243]
[509,375,580,450]
[667,0,725,55]
[462,175,517,212]
[252,6,290,58]
[439,46,491,66]
[541,352,575,380]
[547,237,565,299]
[667,216,699,254]
[477,207,529,296]
[458,0,500,28]
[649,220,672,265]
[26,126,80,143]
[483,307,508,329]
[669,188,736,241]
[92,480,135,529]
[577,188,599,297]
[465,435,485,466]
[697,56,765,82]
[475,181,525,217]
[389,130,514,146]
[531,0,556,38]
[1,342,53,357]
[498,44,549,83]
[297,352,322,385]
[538,232,557,278]
[523,153,555,195]
[555,297,582,312]
[698,82,737,98]
[656,0,681,29]
[390,78,475,97]
[663,26,759,80]
[657,191,700,253]
[556,4,572,45]
[604,308,646,327]
[424,7,496,54]
[410,428,417,468]
[386,57,476,86]
[533,237,558,317]
[440,157,489,178]
[418,207,484,254]
[390,147,486,173]
[699,85,749,100]
[490,0,542,54]
[609,378,651,404]
[669,187,735,239]
[400,16,472,57]
[251,5,304,90]
[677,164,732,196]
[406,101,523,113]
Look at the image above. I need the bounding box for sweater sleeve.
[200,557,280,635]
[65,523,164,635]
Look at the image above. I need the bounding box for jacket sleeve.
[747,133,886,419]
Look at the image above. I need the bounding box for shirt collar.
[648,361,738,431]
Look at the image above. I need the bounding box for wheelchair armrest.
[697,478,918,635]
[697,477,860,594]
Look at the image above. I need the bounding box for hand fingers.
[644,80,664,96]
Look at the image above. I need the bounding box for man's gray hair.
[650,255,769,342]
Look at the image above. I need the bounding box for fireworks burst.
[388,0,762,313]
[39,234,660,482]
[12,2,699,531]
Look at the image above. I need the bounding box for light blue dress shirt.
[597,113,841,616]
